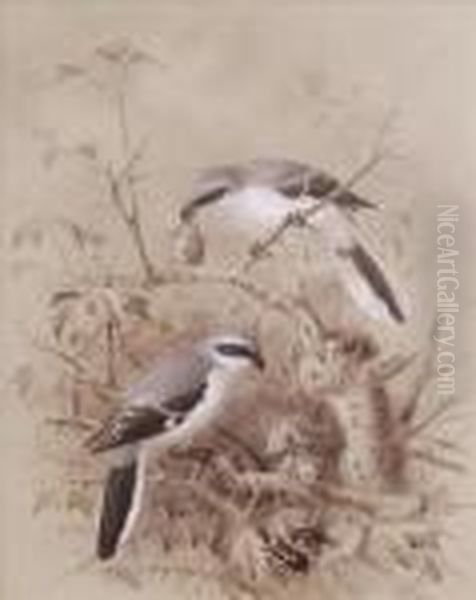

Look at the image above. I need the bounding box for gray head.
[202,335,265,372]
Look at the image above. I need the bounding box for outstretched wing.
[86,382,207,453]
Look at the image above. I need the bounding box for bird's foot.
[248,241,272,260]
[287,209,309,228]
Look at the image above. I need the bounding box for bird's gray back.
[126,345,211,408]
[197,158,315,194]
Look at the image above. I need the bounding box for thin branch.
[81,58,156,285]
[154,479,243,523]
[372,352,418,383]
[215,426,268,471]
[104,166,156,283]
[117,83,131,155]
[405,396,456,439]
[399,359,434,426]
[105,319,117,387]
[115,138,148,185]
[409,448,467,474]
[238,473,421,523]
[34,341,121,401]
[244,212,302,267]
[421,435,465,455]
[34,341,90,375]
[44,416,98,431]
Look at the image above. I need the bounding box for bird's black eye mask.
[215,343,265,370]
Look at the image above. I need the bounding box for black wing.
[86,383,208,453]
[161,381,207,413]
[85,405,170,453]
[278,171,378,211]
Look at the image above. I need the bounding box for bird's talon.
[249,243,267,259]
[288,211,308,227]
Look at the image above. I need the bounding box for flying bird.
[178,159,405,324]
[86,334,265,560]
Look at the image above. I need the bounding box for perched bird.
[179,158,377,225]
[85,334,265,560]
[178,158,405,324]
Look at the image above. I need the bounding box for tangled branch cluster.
[37,283,460,597]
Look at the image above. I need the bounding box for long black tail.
[347,242,405,323]
[97,457,139,560]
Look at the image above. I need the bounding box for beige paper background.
[1,1,475,599]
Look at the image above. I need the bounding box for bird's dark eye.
[215,343,265,369]
[215,343,253,358]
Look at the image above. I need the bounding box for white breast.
[211,185,293,234]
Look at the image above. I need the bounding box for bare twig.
[105,319,117,387]
[421,435,465,455]
[237,473,421,523]
[215,426,268,471]
[117,81,131,154]
[34,341,90,375]
[399,358,435,426]
[156,479,243,523]
[45,416,98,431]
[409,448,467,474]
[372,352,418,383]
[406,396,456,439]
[104,165,156,283]
[34,341,121,401]
[110,59,157,285]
